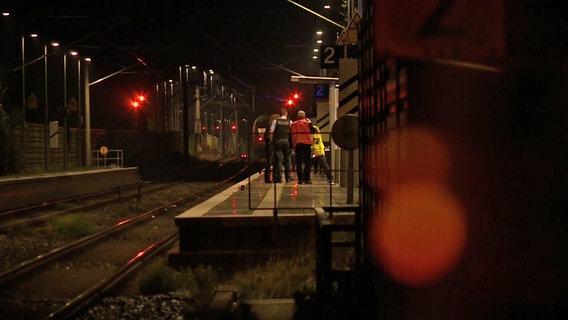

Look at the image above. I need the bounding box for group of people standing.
[263,107,332,184]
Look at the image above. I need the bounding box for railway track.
[0,160,253,319]
[0,158,228,233]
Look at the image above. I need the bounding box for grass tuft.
[227,251,316,299]
[137,261,218,298]
[6,223,34,237]
[51,214,94,239]
[138,261,179,295]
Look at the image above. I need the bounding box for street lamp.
[21,35,26,156]
[41,41,61,171]
[63,52,68,169]
[75,55,82,166]
[63,50,80,169]
[84,57,92,168]
[43,44,49,170]
[20,33,40,163]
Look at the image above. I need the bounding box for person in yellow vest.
[291,110,316,184]
[312,125,333,183]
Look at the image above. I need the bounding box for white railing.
[91,149,124,168]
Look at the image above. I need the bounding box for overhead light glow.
[70,51,79,56]
[324,5,331,10]
[313,48,319,52]
[51,41,60,47]
[84,57,92,62]
[30,33,38,38]
[316,39,323,44]
[316,31,323,36]
[312,55,318,60]
[2,12,10,17]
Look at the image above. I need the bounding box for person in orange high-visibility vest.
[291,110,316,184]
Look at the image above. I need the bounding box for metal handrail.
[91,149,124,168]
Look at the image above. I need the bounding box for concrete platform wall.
[0,167,140,212]
[170,215,316,269]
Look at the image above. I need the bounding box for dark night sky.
[1,0,346,128]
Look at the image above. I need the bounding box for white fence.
[91,149,124,168]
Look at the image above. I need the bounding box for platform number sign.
[320,45,342,69]
[315,84,329,100]
[320,45,359,69]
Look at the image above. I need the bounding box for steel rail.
[46,232,179,320]
[0,158,232,231]
[0,161,248,288]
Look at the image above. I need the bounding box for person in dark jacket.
[263,113,280,183]
[269,107,293,183]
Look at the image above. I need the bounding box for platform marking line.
[176,175,261,218]
[252,182,285,216]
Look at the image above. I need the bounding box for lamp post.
[61,50,80,169]
[84,58,92,168]
[43,44,48,171]
[43,41,60,171]
[17,33,42,170]
[63,52,68,169]
[76,56,82,166]
[21,36,25,148]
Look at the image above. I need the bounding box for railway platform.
[171,171,352,263]
[171,170,360,319]
[0,167,141,212]
[171,169,359,268]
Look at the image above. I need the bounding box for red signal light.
[286,99,294,106]
[131,93,146,109]
[258,136,264,142]
[215,125,220,131]
[231,124,237,131]
[202,125,207,131]
[293,93,300,100]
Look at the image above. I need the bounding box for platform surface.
[176,171,357,220]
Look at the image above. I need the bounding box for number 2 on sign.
[323,46,336,65]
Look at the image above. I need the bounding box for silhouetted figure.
[269,107,293,183]
[264,113,280,183]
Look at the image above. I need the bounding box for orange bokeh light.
[369,182,467,286]
[367,126,451,187]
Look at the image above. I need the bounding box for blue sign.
[315,84,329,100]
